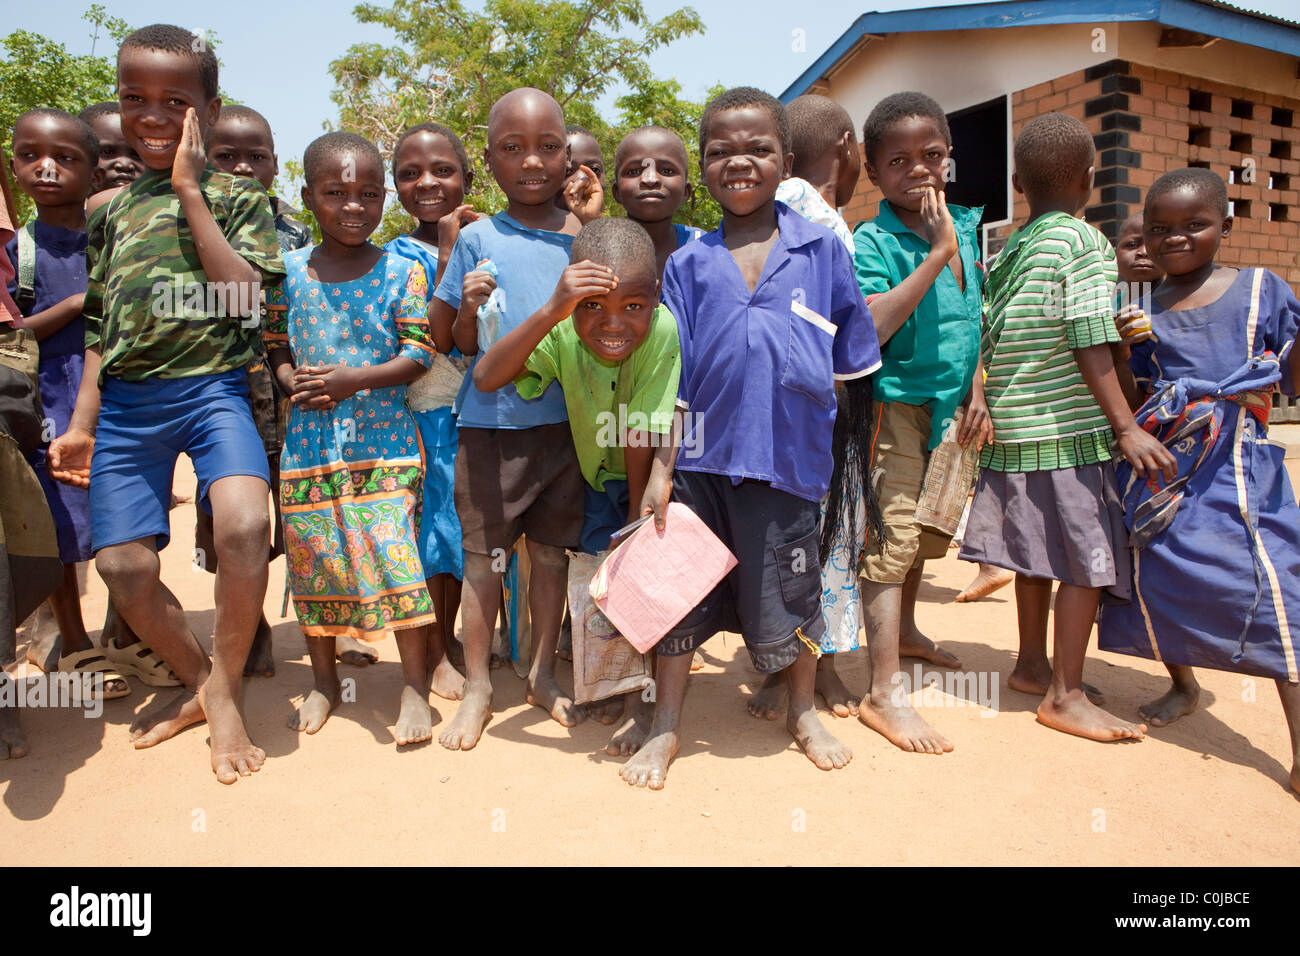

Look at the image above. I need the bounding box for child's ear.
[204,97,222,134]
[300,183,313,213]
[864,160,880,189]
[782,151,794,180]
[1011,170,1022,196]
[463,166,474,192]
[91,166,106,193]
[272,153,279,180]
[1221,215,1233,238]
[482,145,492,176]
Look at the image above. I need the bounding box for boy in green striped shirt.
[957,113,1174,742]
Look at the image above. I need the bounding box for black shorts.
[454,423,584,555]
[657,470,824,674]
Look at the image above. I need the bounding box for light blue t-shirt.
[433,212,572,429]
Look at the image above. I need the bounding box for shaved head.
[487,87,565,144]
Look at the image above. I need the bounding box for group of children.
[1,22,1296,797]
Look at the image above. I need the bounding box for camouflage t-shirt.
[84,166,285,383]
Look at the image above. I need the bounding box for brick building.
[781,0,1300,417]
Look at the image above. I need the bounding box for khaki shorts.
[861,401,952,584]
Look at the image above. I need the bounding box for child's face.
[865,115,950,215]
[206,116,278,190]
[701,106,790,217]
[571,260,659,363]
[612,129,690,224]
[87,112,143,190]
[484,98,568,207]
[117,46,221,172]
[565,132,604,184]
[393,131,468,224]
[301,150,386,247]
[1144,186,1231,277]
[1114,216,1162,285]
[9,114,95,209]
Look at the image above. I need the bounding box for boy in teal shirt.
[846,92,990,755]
[474,217,680,754]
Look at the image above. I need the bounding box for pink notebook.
[588,502,738,653]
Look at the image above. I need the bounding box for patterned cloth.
[85,166,284,383]
[1099,268,1300,682]
[265,248,437,639]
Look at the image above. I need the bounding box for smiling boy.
[620,87,881,789]
[428,87,585,751]
[47,24,284,784]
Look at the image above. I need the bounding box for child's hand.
[290,365,337,409]
[171,108,208,194]
[438,204,480,255]
[639,471,672,533]
[298,364,364,405]
[918,186,958,261]
[47,427,94,489]
[1116,425,1177,484]
[462,267,497,313]
[958,394,994,450]
[1115,302,1156,344]
[550,260,617,317]
[563,165,605,225]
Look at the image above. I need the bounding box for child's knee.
[526,539,568,573]
[212,509,271,566]
[96,547,160,600]
[464,551,503,581]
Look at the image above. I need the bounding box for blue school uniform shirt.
[662,201,881,503]
[433,212,571,429]
[5,221,87,360]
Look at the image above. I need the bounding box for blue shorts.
[580,479,629,555]
[90,369,270,553]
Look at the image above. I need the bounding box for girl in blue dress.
[1099,169,1300,796]
[265,133,438,745]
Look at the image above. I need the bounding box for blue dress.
[1098,268,1300,682]
[265,248,438,639]
[383,234,468,579]
[4,222,92,564]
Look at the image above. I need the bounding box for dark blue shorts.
[657,470,824,674]
[580,479,629,555]
[90,369,270,553]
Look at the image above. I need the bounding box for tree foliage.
[327,0,722,241]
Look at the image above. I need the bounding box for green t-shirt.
[852,200,984,449]
[84,166,285,383]
[515,303,681,491]
[980,211,1120,472]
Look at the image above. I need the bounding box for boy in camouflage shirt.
[48,24,284,785]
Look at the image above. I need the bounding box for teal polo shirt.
[851,199,984,449]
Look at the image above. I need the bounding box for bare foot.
[129,689,205,749]
[438,683,492,751]
[0,707,28,759]
[526,675,583,727]
[198,685,265,784]
[899,628,962,669]
[1036,690,1146,741]
[24,624,59,673]
[1290,763,1299,798]
[788,706,853,770]
[288,683,340,734]
[394,685,433,746]
[690,652,705,672]
[620,728,679,789]
[336,635,378,667]
[815,663,860,717]
[605,694,651,756]
[1009,660,1106,706]
[746,673,784,720]
[445,637,465,669]
[858,694,953,754]
[1139,683,1201,727]
[429,656,466,701]
[243,615,275,678]
[955,564,1014,603]
[587,695,625,726]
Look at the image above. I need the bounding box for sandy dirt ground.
[3,455,1298,867]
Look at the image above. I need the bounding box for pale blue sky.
[10,0,1299,180]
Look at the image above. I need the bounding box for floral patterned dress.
[264,248,437,640]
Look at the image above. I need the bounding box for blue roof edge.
[780,0,1300,102]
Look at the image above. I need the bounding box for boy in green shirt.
[474,218,680,754]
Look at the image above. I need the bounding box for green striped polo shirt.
[980,212,1119,472]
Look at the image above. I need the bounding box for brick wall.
[836,59,1300,291]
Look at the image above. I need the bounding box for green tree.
[328,0,720,242]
